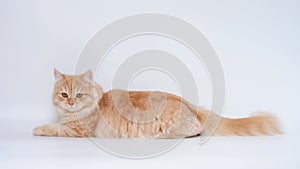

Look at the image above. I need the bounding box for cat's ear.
[82,69,94,84]
[54,68,64,83]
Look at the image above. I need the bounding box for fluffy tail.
[197,108,283,136]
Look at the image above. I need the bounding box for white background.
[0,0,299,169]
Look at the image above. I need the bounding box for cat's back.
[99,89,182,110]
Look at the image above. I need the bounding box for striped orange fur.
[33,70,282,138]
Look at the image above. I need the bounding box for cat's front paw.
[33,125,49,136]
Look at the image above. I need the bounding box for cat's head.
[52,69,103,115]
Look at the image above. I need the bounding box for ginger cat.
[33,69,282,138]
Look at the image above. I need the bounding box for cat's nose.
[67,98,74,106]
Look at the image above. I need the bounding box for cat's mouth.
[61,104,77,113]
[64,104,86,113]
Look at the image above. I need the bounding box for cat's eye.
[76,93,83,98]
[61,92,68,98]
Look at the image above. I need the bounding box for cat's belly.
[93,112,203,139]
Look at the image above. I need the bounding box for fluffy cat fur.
[33,69,282,138]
